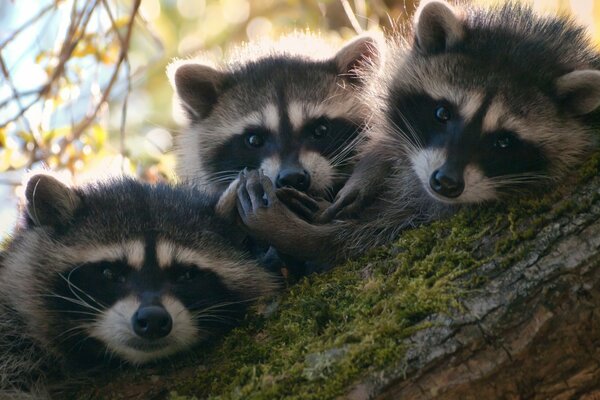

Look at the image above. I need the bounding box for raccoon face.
[4,175,276,365]
[385,0,600,204]
[45,240,248,365]
[209,113,361,198]
[170,35,381,199]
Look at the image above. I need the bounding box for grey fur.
[169,33,382,199]
[236,0,600,265]
[0,174,279,398]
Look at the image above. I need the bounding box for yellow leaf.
[99,43,120,64]
[113,17,130,30]
[72,42,97,58]
[35,50,50,64]
[0,150,10,172]
[91,125,107,147]
[17,131,33,142]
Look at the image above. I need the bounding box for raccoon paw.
[275,188,321,222]
[236,169,288,239]
[215,176,242,220]
[237,169,275,211]
[319,184,368,222]
[237,170,330,263]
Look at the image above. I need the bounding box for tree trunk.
[77,156,600,400]
[347,178,600,400]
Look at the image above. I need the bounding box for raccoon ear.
[556,70,600,116]
[414,0,465,54]
[25,174,80,228]
[170,62,224,121]
[334,34,382,85]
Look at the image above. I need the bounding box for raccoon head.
[170,34,382,199]
[3,174,277,365]
[383,0,600,205]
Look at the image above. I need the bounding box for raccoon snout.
[276,168,311,192]
[429,168,465,199]
[132,305,173,339]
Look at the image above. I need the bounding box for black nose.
[132,306,172,339]
[429,168,465,198]
[276,168,311,192]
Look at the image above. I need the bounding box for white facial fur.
[32,240,274,365]
[89,295,198,365]
[177,95,362,193]
[67,241,145,270]
[299,150,334,194]
[260,156,281,184]
[410,148,497,205]
[258,152,334,195]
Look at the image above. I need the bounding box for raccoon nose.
[429,169,465,198]
[276,168,311,192]
[132,306,173,339]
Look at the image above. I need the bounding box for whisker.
[41,292,103,314]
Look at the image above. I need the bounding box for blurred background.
[0,0,598,241]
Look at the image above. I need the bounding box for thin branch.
[0,94,43,130]
[101,0,125,44]
[62,0,141,148]
[0,0,101,129]
[340,0,364,33]
[0,88,44,110]
[119,61,131,171]
[0,54,33,133]
[101,0,132,167]
[0,2,58,51]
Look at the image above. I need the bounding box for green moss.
[79,151,600,400]
[577,150,600,182]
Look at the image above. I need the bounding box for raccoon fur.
[0,174,278,398]
[233,0,600,265]
[168,33,382,201]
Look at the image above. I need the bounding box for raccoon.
[168,33,382,203]
[0,174,278,398]
[233,0,600,265]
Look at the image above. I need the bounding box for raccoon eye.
[312,123,328,139]
[245,133,265,148]
[494,132,516,149]
[102,268,125,283]
[175,269,198,283]
[434,106,451,123]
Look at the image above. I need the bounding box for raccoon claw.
[237,169,277,218]
[319,188,361,222]
[276,188,320,221]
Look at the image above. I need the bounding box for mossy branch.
[77,153,600,400]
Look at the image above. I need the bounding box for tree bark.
[346,176,600,399]
[76,163,600,400]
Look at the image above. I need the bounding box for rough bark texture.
[75,154,600,400]
[349,179,600,400]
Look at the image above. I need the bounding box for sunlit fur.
[340,0,599,250]
[0,175,278,398]
[394,2,597,200]
[235,1,599,266]
[349,0,599,249]
[169,33,382,199]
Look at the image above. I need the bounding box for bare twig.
[0,88,44,110]
[66,0,141,145]
[119,61,131,171]
[0,2,58,51]
[0,0,101,129]
[101,0,132,167]
[0,54,33,133]
[340,0,364,33]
